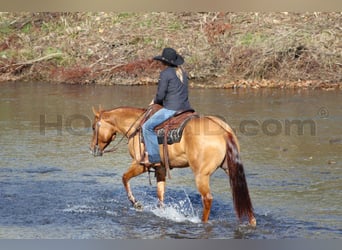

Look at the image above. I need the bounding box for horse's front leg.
[155,166,167,207]
[122,161,147,209]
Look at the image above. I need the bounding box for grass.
[0,12,341,88]
[239,32,268,46]
[0,23,13,36]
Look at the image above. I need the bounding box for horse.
[90,105,256,226]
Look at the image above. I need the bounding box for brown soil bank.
[0,12,341,89]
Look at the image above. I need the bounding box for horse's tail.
[206,116,255,225]
[224,133,254,224]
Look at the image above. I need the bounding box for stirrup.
[140,152,161,167]
[140,160,161,168]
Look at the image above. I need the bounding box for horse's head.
[90,107,117,157]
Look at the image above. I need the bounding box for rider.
[141,47,192,167]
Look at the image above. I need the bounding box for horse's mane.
[93,105,146,120]
[116,106,145,111]
[100,106,146,113]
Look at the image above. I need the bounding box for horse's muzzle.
[91,145,103,157]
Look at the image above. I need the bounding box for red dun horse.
[90,106,256,226]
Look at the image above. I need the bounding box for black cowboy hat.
[153,47,184,66]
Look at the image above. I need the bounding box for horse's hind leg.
[122,162,147,208]
[195,173,213,222]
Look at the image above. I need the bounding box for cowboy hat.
[153,47,184,66]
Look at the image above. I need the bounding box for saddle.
[155,109,197,145]
[142,104,198,144]
[140,104,199,178]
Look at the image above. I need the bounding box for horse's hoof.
[133,201,143,210]
[157,201,164,209]
[249,217,257,227]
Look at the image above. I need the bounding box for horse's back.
[204,115,239,151]
[174,116,230,168]
[183,115,234,139]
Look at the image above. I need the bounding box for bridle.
[92,106,153,156]
[92,112,121,155]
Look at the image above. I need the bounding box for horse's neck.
[105,107,144,135]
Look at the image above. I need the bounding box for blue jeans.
[142,108,176,163]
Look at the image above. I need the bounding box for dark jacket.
[154,67,191,111]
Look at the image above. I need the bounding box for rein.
[102,134,125,153]
[95,106,153,154]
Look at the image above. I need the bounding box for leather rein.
[94,106,153,154]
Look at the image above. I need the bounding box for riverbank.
[0,12,341,89]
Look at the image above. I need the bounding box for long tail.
[205,116,255,224]
[224,133,254,222]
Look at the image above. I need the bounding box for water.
[0,82,341,239]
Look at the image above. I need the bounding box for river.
[0,82,341,238]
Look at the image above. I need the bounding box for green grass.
[21,23,32,34]
[168,20,184,30]
[239,32,268,46]
[154,38,166,49]
[40,20,68,35]
[0,22,13,36]
[112,12,136,24]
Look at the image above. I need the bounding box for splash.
[149,189,201,223]
[63,204,97,214]
[151,205,201,223]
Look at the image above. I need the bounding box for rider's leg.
[142,108,176,163]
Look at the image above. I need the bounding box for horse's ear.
[99,104,103,112]
[92,106,99,117]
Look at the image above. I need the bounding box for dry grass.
[0,12,341,88]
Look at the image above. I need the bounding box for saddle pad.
[156,113,198,145]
